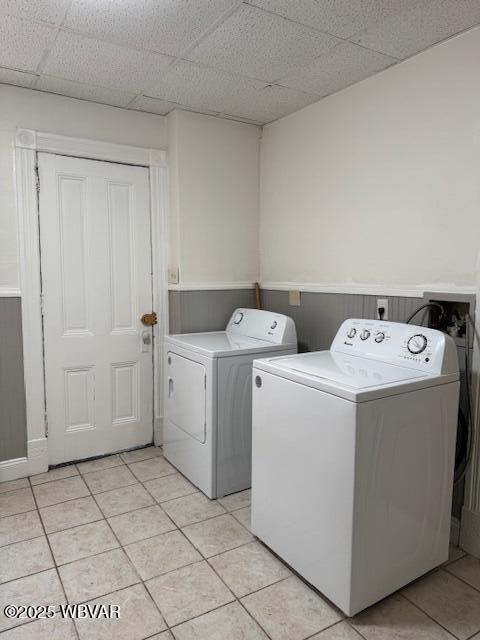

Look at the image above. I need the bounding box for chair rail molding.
[0,288,21,297]
[7,128,168,481]
[259,281,477,298]
[168,281,255,291]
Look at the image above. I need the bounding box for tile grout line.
[88,472,273,636]
[170,523,275,640]
[398,592,463,640]
[0,530,46,551]
[27,475,81,640]
[35,468,104,608]
[441,564,480,596]
[69,492,168,637]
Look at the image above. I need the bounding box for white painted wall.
[260,27,480,292]
[0,84,167,290]
[168,109,260,286]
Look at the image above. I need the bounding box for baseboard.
[0,438,48,482]
[460,506,480,558]
[0,456,29,482]
[154,417,163,447]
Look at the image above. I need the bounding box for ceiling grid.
[0,0,479,124]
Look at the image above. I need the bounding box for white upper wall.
[260,27,480,292]
[0,84,167,290]
[168,109,260,285]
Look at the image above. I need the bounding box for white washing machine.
[251,318,459,616]
[163,308,297,499]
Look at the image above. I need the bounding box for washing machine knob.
[270,321,278,330]
[233,312,244,325]
[347,328,357,339]
[407,334,428,354]
[360,329,370,341]
[375,332,385,343]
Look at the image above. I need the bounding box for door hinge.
[40,293,45,316]
[35,166,40,193]
[44,413,48,438]
[204,375,207,389]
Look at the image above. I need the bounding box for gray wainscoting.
[169,289,257,334]
[0,298,27,462]
[261,290,424,352]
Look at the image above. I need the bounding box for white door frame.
[13,128,169,477]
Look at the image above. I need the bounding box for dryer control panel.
[226,308,297,345]
[332,319,458,375]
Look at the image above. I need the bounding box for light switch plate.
[168,266,179,285]
[289,290,301,306]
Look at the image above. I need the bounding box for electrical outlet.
[289,290,301,306]
[168,266,179,285]
[377,298,388,320]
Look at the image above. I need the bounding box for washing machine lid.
[254,350,456,402]
[165,331,295,358]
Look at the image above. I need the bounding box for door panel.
[166,351,206,443]
[38,153,154,464]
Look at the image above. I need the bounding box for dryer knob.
[270,321,278,330]
[375,332,385,343]
[347,328,357,339]
[233,312,244,325]
[360,329,370,341]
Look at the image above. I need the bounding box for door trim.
[13,129,169,478]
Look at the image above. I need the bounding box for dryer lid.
[164,331,292,357]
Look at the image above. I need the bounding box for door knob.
[141,330,152,353]
[141,312,157,326]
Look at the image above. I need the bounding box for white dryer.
[251,319,459,616]
[163,308,297,498]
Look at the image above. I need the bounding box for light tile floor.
[0,446,479,639]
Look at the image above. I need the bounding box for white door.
[38,153,154,465]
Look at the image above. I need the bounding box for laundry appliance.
[163,308,297,498]
[251,319,459,615]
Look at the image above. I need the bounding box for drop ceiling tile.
[0,0,71,25]
[352,0,480,59]
[146,60,267,118]
[0,14,57,72]
[36,75,136,107]
[129,95,178,116]
[248,0,419,39]
[188,3,340,82]
[233,84,320,124]
[0,67,36,88]
[64,0,239,57]
[279,42,396,97]
[42,31,173,93]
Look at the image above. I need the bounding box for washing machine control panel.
[226,308,297,345]
[332,319,457,375]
